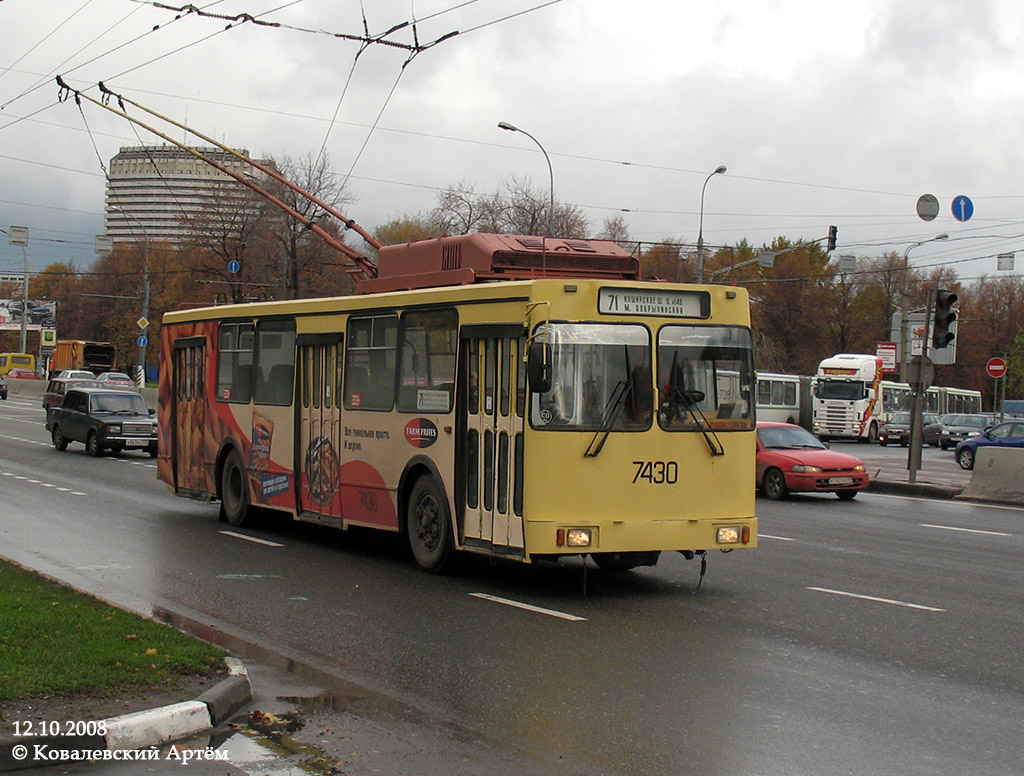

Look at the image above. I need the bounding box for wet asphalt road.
[2,394,1023,776]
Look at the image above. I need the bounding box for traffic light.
[827,225,837,252]
[933,289,957,349]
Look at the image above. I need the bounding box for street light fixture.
[498,121,555,237]
[112,208,151,387]
[899,232,948,383]
[696,165,727,283]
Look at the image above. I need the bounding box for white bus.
[756,372,813,428]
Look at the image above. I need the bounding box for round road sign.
[952,194,974,222]
[916,194,939,222]
[986,357,1007,379]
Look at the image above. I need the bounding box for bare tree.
[428,176,589,238]
[261,152,356,299]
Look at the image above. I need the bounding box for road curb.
[0,658,251,771]
[867,479,963,500]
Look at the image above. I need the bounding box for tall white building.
[105,145,263,246]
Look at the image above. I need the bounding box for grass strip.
[0,559,225,700]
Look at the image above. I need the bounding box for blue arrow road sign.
[137,335,148,347]
[228,259,240,273]
[952,195,974,222]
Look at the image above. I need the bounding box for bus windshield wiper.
[676,389,724,457]
[584,380,631,458]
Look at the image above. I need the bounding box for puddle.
[224,728,342,776]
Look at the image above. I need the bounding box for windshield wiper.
[584,380,631,458]
[675,388,724,457]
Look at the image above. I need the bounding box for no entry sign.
[986,357,1007,379]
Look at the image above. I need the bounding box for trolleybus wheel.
[52,426,68,451]
[220,449,251,526]
[407,476,453,573]
[763,468,789,500]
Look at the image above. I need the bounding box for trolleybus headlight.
[717,526,741,544]
[565,528,592,547]
[791,464,822,473]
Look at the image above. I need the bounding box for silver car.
[939,414,997,450]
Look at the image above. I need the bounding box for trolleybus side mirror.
[527,341,552,394]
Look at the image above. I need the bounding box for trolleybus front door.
[171,337,208,497]
[459,332,525,555]
[296,335,343,524]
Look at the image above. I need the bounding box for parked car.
[42,377,102,410]
[878,412,939,447]
[96,371,135,388]
[54,369,95,379]
[6,367,40,379]
[923,413,955,448]
[756,421,870,500]
[939,414,998,450]
[954,420,1024,470]
[46,387,157,457]
[0,374,6,400]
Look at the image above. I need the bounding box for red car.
[6,367,40,379]
[756,421,869,500]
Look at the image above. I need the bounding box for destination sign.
[598,288,708,318]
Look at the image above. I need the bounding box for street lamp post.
[899,233,948,383]
[113,208,151,387]
[696,165,727,283]
[498,121,554,237]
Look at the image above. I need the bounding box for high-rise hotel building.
[105,145,261,246]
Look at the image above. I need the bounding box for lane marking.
[218,573,283,579]
[758,533,795,541]
[920,523,1011,537]
[807,586,945,612]
[2,470,86,495]
[220,530,284,547]
[469,593,587,621]
[76,564,132,571]
[869,492,1024,511]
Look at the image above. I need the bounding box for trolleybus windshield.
[530,323,651,430]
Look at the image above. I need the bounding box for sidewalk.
[862,451,970,499]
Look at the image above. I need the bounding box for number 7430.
[632,460,678,484]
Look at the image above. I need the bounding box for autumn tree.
[375,215,443,245]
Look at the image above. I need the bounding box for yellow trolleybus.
[158,233,757,574]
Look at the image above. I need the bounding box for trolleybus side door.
[459,329,526,555]
[296,334,344,524]
[171,337,208,496]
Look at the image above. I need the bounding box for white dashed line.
[219,531,285,547]
[807,586,945,612]
[920,523,1011,537]
[470,593,587,621]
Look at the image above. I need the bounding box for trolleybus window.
[657,326,754,430]
[217,322,254,403]
[344,315,398,410]
[397,309,457,413]
[530,323,651,431]
[253,319,296,406]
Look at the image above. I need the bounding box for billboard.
[0,299,57,331]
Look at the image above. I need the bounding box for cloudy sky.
[2,0,1024,282]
